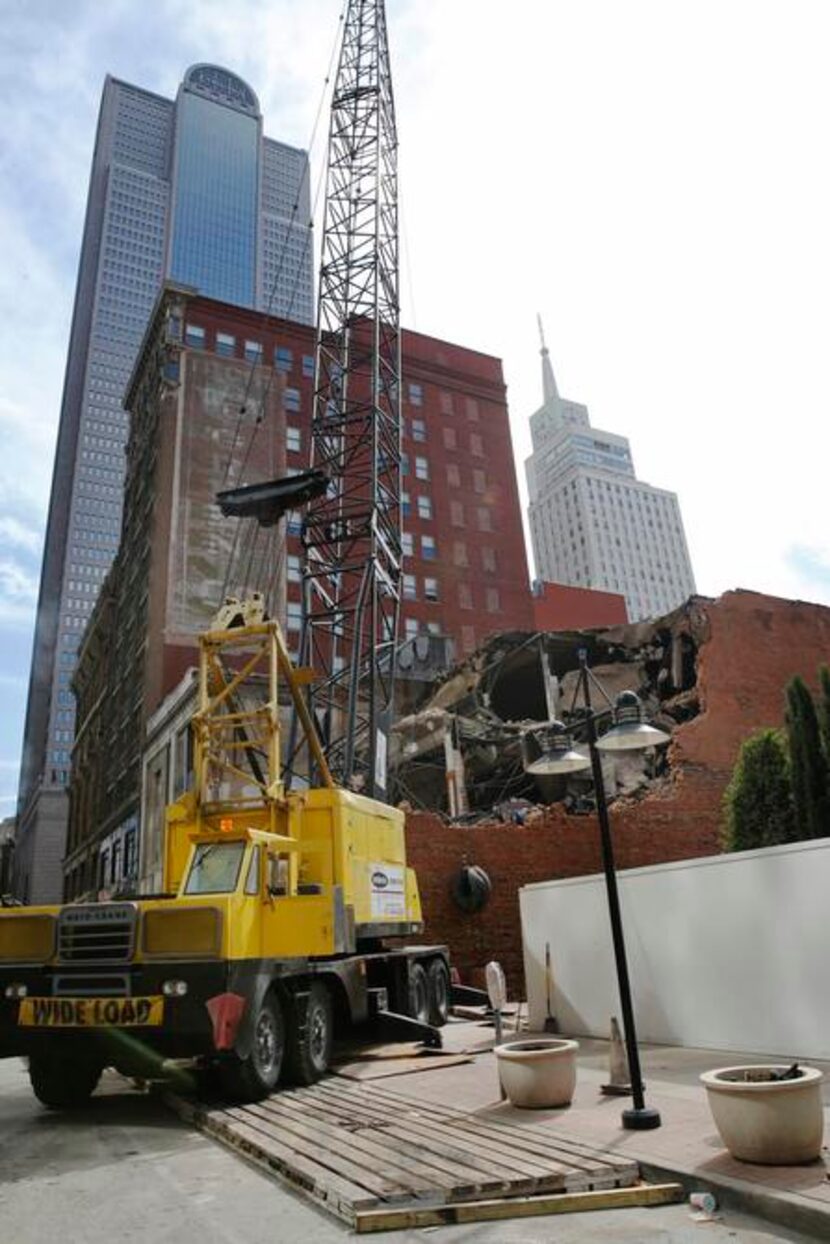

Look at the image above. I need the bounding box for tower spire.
[537,313,559,404]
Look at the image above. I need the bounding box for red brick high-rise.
[64,285,532,894]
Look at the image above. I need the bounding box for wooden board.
[355,1183,686,1234]
[333,1052,472,1080]
[168,1079,645,1231]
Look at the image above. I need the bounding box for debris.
[390,598,708,816]
[689,1191,718,1215]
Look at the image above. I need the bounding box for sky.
[1,0,830,816]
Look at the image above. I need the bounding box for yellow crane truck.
[0,618,450,1107]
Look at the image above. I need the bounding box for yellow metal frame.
[192,619,333,834]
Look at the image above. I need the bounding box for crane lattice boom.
[301,0,401,797]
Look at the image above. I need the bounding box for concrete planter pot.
[701,1065,825,1164]
[495,1038,579,1109]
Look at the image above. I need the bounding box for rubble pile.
[390,597,710,818]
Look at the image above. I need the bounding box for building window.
[453,541,468,567]
[421,534,436,560]
[215,332,236,357]
[287,555,301,583]
[443,426,457,450]
[244,339,263,362]
[426,621,442,636]
[486,587,500,613]
[405,618,419,639]
[401,491,411,517]
[412,418,426,442]
[403,573,417,600]
[448,500,464,527]
[302,354,315,378]
[465,396,479,421]
[284,387,301,412]
[417,495,432,520]
[415,456,429,481]
[424,577,439,602]
[401,453,409,476]
[185,324,206,349]
[275,346,293,372]
[472,469,486,494]
[408,383,423,406]
[446,463,461,488]
[402,531,414,557]
[477,507,493,532]
[481,546,497,572]
[470,433,484,457]
[458,583,473,609]
[286,426,301,453]
[287,510,303,536]
[286,602,303,632]
[439,390,453,415]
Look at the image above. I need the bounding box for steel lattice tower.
[300,0,401,797]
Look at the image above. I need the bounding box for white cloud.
[0,517,43,556]
[0,558,38,627]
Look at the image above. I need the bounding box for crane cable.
[219,4,346,608]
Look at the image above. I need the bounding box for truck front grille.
[53,974,131,997]
[57,904,137,964]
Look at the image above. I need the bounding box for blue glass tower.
[15,66,313,903]
[169,66,261,308]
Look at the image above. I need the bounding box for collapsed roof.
[390,597,711,819]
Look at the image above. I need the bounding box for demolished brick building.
[397,589,830,989]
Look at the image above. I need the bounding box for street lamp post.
[526,648,670,1131]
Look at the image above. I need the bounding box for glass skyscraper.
[14,65,313,903]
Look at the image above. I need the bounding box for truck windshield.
[184,842,245,895]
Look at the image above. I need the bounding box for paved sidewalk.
[376,1020,830,1240]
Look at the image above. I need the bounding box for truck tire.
[220,990,285,1102]
[285,981,333,1085]
[29,1052,103,1109]
[408,962,430,1025]
[426,958,450,1026]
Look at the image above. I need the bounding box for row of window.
[183,323,315,376]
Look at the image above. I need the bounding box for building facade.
[16,65,313,903]
[526,333,695,622]
[63,287,533,896]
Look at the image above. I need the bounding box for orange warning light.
[219,817,234,832]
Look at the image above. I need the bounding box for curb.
[635,1156,830,1242]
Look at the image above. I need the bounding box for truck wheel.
[220,991,285,1102]
[427,958,450,1026]
[408,962,430,1025]
[29,1052,103,1109]
[285,981,333,1085]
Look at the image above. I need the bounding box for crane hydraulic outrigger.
[0,1,457,1109]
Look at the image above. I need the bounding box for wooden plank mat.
[168,1078,644,1230]
[333,1051,472,1080]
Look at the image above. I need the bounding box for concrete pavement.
[0,1035,827,1243]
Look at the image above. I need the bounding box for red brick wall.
[406,590,830,992]
[532,581,628,630]
[171,297,533,671]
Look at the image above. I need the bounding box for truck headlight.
[0,915,54,964]
[162,979,189,997]
[142,907,221,958]
[4,983,28,999]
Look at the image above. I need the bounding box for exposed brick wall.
[532,581,628,630]
[406,590,830,992]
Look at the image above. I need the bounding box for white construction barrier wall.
[520,836,830,1060]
